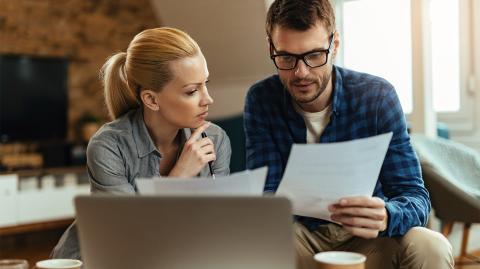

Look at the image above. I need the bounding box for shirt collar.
[331,65,344,116]
[132,108,189,158]
[132,108,157,158]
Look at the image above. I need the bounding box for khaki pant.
[294,222,454,269]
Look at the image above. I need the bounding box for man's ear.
[140,90,160,111]
[266,36,272,55]
[267,35,277,57]
[332,31,341,59]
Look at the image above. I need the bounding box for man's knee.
[400,227,454,266]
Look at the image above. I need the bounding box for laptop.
[75,196,296,269]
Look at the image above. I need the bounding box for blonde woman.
[51,27,231,259]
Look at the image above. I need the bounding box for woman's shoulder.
[88,110,137,150]
[203,123,231,158]
[203,123,228,141]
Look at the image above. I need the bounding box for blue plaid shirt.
[244,66,430,237]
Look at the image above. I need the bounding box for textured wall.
[0,0,159,141]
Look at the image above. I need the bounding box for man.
[244,0,454,268]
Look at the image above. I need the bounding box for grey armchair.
[411,134,480,263]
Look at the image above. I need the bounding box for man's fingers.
[341,224,379,239]
[330,207,385,221]
[335,196,385,208]
[331,214,383,230]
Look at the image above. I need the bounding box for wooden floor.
[456,252,480,269]
[0,227,64,267]
[0,227,479,268]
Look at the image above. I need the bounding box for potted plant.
[76,113,102,143]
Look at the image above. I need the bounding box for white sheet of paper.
[276,132,393,221]
[136,167,268,196]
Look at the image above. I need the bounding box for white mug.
[35,259,82,269]
[314,251,366,269]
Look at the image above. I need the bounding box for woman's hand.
[168,122,215,177]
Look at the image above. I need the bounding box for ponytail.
[100,52,139,120]
[100,27,200,120]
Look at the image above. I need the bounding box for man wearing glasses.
[244,0,453,268]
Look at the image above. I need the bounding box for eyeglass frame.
[269,31,336,70]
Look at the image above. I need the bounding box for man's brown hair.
[266,0,336,38]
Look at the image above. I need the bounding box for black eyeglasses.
[270,32,335,70]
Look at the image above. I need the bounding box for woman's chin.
[186,119,208,129]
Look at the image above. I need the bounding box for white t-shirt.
[293,101,332,143]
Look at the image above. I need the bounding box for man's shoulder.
[246,74,284,101]
[338,67,396,98]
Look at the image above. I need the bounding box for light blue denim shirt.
[51,108,231,259]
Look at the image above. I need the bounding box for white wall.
[149,1,480,149]
[150,0,275,119]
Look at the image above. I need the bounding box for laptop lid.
[75,196,295,269]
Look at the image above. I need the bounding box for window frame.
[335,0,476,133]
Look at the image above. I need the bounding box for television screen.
[0,54,68,142]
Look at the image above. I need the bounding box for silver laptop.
[75,196,296,269]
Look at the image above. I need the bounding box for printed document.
[276,132,393,221]
[136,167,267,196]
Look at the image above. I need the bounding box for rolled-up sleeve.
[211,128,231,177]
[377,88,431,237]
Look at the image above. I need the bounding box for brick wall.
[0,0,159,141]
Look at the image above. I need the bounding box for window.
[430,0,460,112]
[341,0,413,113]
[339,0,468,116]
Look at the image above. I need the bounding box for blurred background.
[0,0,479,267]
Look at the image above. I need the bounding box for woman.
[51,27,231,259]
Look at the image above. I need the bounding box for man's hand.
[328,196,388,239]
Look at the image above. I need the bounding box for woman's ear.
[140,90,160,111]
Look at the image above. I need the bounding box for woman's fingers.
[198,137,214,148]
[189,122,211,142]
[197,144,216,161]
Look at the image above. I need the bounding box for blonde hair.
[100,27,201,120]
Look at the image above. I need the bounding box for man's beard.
[285,67,332,104]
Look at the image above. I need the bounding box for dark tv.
[0,54,68,142]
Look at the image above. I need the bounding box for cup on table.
[314,251,366,269]
[35,259,82,269]
[0,259,29,269]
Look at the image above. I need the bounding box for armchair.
[411,134,480,263]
